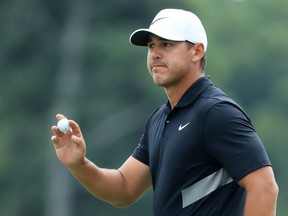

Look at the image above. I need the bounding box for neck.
[165,73,204,109]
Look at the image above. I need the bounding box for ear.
[192,43,205,62]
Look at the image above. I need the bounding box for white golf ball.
[57,119,71,133]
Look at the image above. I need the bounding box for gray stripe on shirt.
[181,168,233,208]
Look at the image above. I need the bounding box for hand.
[51,114,86,168]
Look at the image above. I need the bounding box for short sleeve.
[132,129,150,166]
[204,102,271,181]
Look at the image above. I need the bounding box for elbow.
[110,192,139,208]
[259,178,279,203]
[111,198,136,209]
[113,203,131,209]
[264,172,279,200]
[258,177,279,201]
[270,181,279,200]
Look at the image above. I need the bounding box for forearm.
[51,117,145,207]
[68,158,134,207]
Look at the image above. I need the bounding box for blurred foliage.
[0,0,287,215]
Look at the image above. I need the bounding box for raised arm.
[51,114,152,208]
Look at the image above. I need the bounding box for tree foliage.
[0,0,287,215]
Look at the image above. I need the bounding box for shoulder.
[194,84,250,123]
[203,101,253,134]
[200,85,255,143]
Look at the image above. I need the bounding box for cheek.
[146,55,152,74]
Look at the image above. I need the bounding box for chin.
[153,81,168,88]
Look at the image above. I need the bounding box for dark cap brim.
[129,28,187,47]
[129,29,152,46]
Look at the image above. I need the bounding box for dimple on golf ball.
[57,119,71,133]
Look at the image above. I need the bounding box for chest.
[147,106,210,180]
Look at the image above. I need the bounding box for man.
[51,9,278,215]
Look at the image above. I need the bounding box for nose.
[149,46,162,60]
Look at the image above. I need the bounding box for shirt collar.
[164,76,213,111]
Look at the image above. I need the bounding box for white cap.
[129,9,208,51]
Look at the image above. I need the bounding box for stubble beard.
[152,70,183,88]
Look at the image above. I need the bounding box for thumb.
[56,113,68,120]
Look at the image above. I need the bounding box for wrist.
[68,157,89,171]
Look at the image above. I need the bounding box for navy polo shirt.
[132,76,271,215]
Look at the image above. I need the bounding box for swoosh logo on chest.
[178,122,190,131]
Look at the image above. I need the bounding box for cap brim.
[129,28,186,46]
[129,29,152,46]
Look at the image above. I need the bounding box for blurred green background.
[0,0,287,215]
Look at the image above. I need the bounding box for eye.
[162,42,172,47]
[163,42,171,47]
[147,43,155,49]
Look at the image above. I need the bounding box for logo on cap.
[150,17,168,26]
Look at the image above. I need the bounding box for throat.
[165,87,184,109]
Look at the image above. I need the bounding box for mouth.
[151,62,166,70]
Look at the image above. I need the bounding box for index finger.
[69,120,83,137]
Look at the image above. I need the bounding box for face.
[146,35,194,88]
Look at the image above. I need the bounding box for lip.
[151,62,166,69]
[152,64,165,68]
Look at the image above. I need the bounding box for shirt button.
[166,120,170,124]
